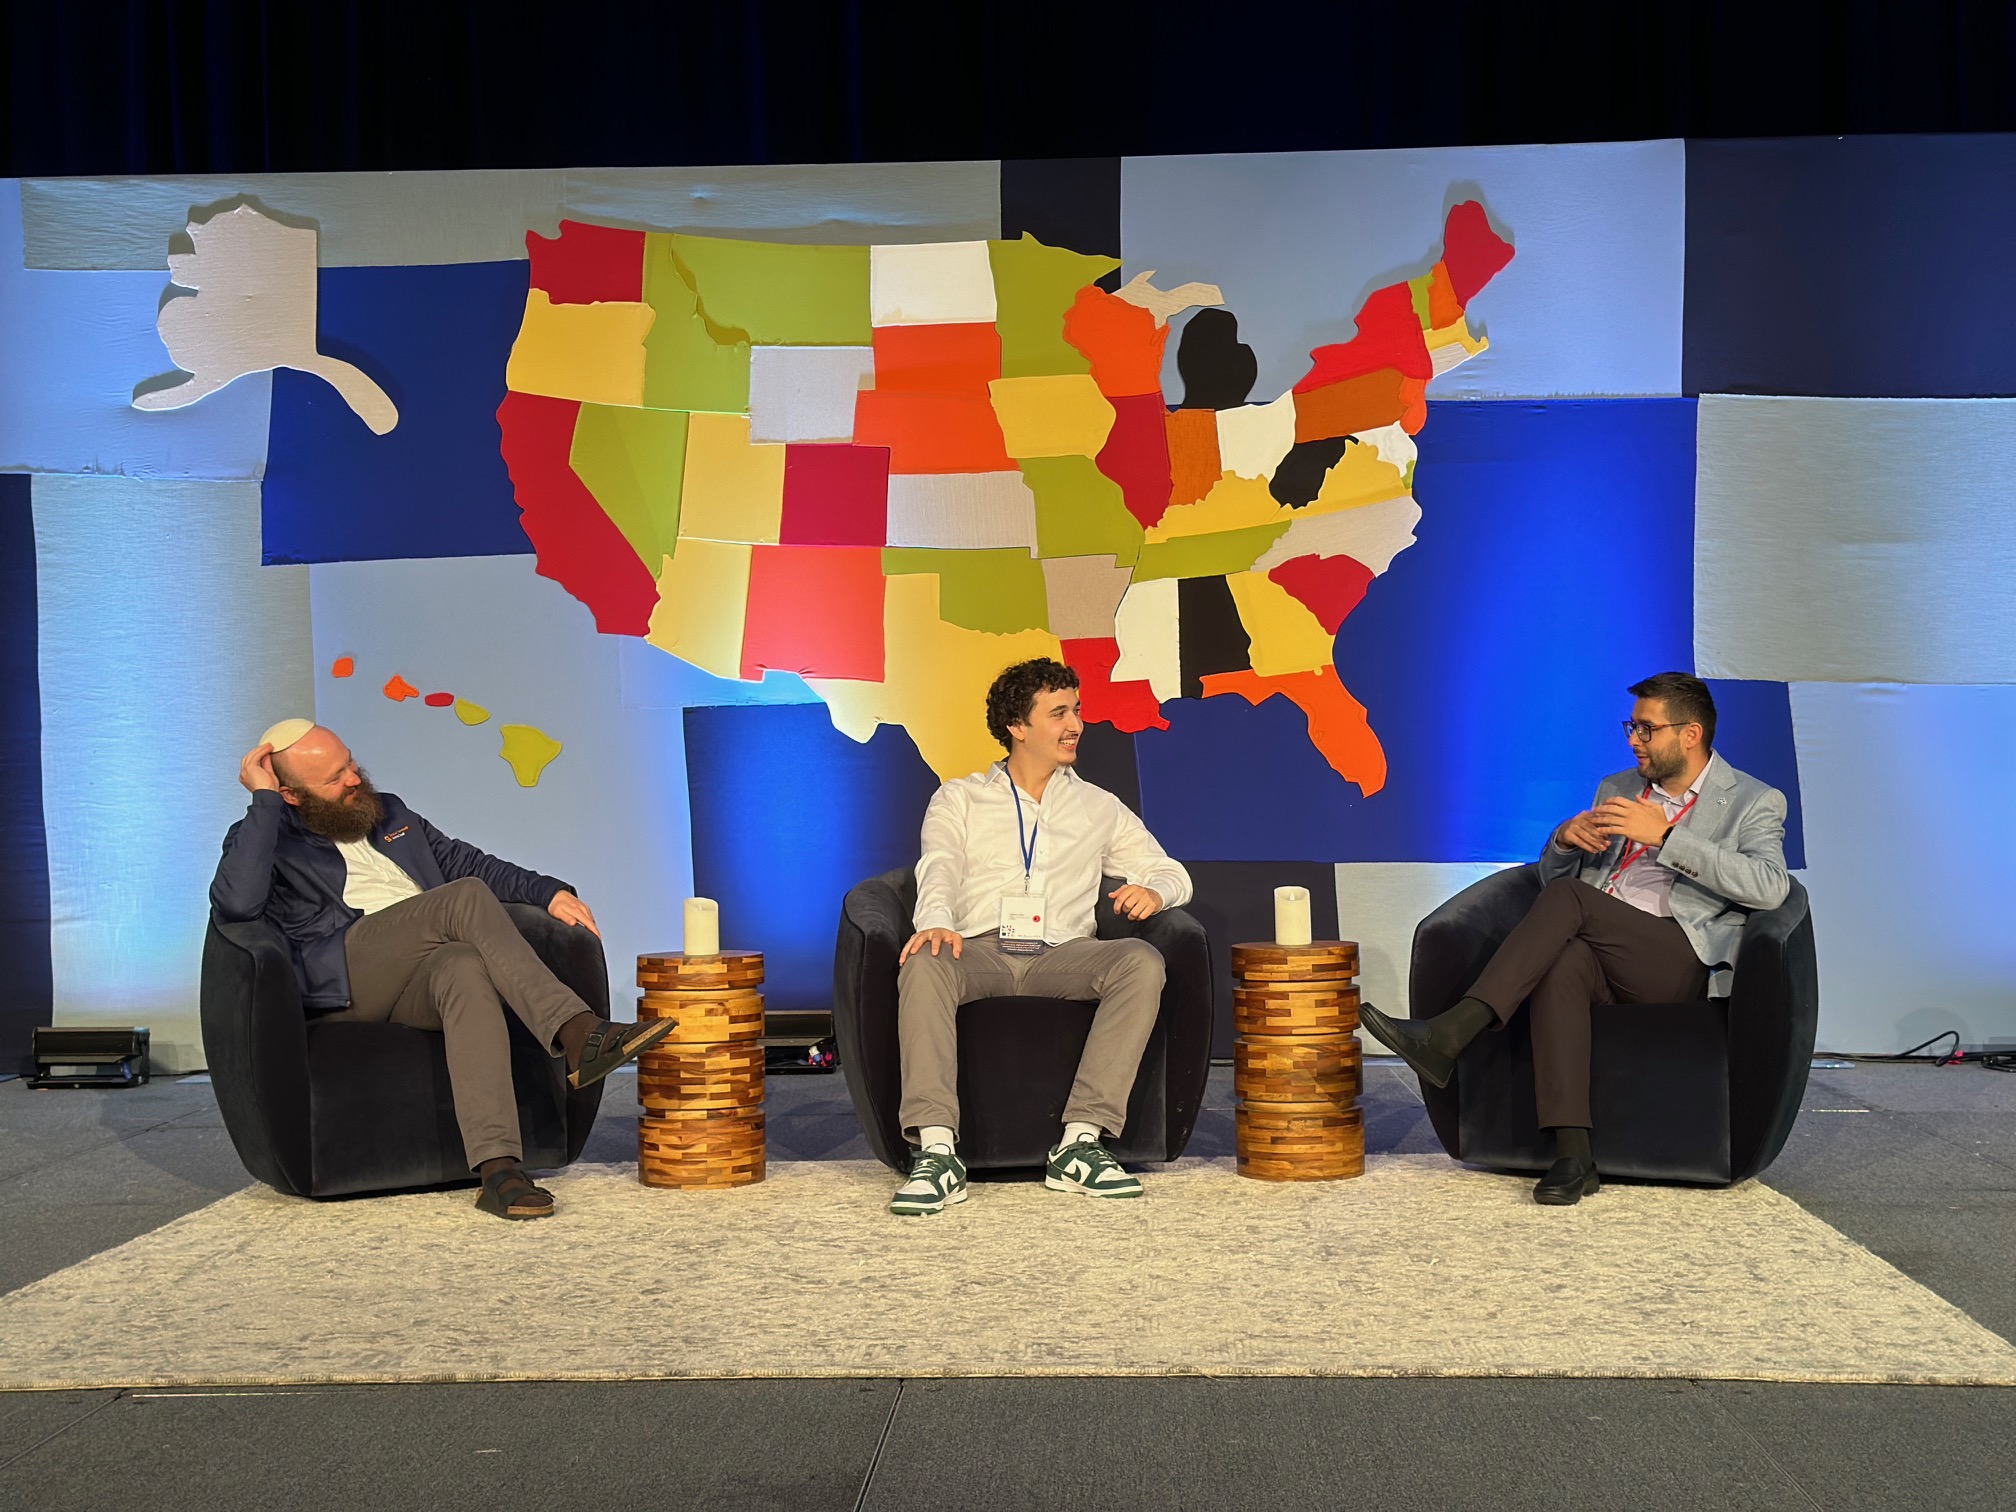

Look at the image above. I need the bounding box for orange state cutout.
[1426,262,1464,330]
[1165,408,1222,507]
[871,323,1000,393]
[1062,286,1168,398]
[1199,666,1388,796]
[330,657,354,678]
[1398,376,1427,436]
[1293,369,1410,444]
[383,674,419,702]
[854,389,1014,474]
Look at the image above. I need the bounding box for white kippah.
[259,717,315,752]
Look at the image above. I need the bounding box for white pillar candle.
[1274,885,1312,948]
[684,897,720,957]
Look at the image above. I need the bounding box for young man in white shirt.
[890,658,1194,1216]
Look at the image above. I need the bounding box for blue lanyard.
[1010,774,1039,889]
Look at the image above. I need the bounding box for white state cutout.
[1215,392,1298,479]
[1352,421,1417,475]
[748,346,875,443]
[131,203,397,433]
[1112,577,1181,702]
[869,240,997,326]
[1111,270,1224,327]
[884,472,1038,551]
[1253,495,1423,577]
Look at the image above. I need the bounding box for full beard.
[1640,747,1687,792]
[292,776,384,843]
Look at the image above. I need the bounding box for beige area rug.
[4,1156,2014,1390]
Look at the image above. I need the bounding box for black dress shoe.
[1357,1003,1455,1089]
[1533,1156,1602,1206]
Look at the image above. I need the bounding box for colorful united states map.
[495,206,1513,785]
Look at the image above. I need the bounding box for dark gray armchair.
[199,903,606,1197]
[833,868,1214,1172]
[1409,865,1818,1185]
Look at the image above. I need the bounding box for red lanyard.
[1606,784,1697,892]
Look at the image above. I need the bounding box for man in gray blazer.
[1361,673,1789,1205]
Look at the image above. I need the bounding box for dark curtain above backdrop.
[4,0,2015,178]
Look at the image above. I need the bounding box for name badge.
[998,894,1048,955]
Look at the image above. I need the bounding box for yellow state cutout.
[453,698,490,726]
[1225,568,1336,677]
[988,374,1116,459]
[809,572,1060,780]
[499,724,563,787]
[648,538,754,680]
[503,289,654,408]
[678,412,785,544]
[1306,439,1411,514]
[1145,472,1294,542]
[1427,318,1489,372]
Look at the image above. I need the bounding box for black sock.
[1423,996,1496,1058]
[557,1011,602,1069]
[476,1156,518,1180]
[1552,1126,1591,1164]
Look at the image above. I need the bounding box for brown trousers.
[896,933,1165,1143]
[323,878,590,1168]
[1467,876,1710,1130]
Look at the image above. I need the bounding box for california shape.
[132,202,398,434]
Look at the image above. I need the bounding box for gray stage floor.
[2,1060,2013,1510]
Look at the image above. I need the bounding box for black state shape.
[1177,575,1253,700]
[1175,308,1257,411]
[1268,435,1357,509]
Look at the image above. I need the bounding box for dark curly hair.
[985,658,1081,750]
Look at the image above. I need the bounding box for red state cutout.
[423,692,455,708]
[871,323,1000,392]
[1267,554,1376,634]
[853,391,1014,473]
[526,220,647,304]
[1063,287,1168,398]
[1293,283,1431,392]
[740,546,886,683]
[330,657,354,678]
[780,444,891,547]
[496,390,657,636]
[1442,200,1515,307]
[383,675,419,702]
[1061,637,1169,734]
[1096,393,1175,529]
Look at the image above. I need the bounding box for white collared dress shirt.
[1595,758,1713,919]
[912,763,1193,945]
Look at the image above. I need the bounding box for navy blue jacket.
[209,789,571,1010]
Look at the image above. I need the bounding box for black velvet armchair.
[832,867,1214,1172]
[199,903,607,1198]
[1408,864,1818,1185]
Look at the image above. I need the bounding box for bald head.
[272,725,351,793]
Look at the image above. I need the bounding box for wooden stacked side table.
[1230,941,1365,1181]
[634,950,766,1189]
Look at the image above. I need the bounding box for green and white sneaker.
[888,1147,968,1217]
[1044,1134,1143,1198]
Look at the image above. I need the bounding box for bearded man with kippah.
[210,719,672,1220]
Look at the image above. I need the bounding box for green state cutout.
[500,724,563,787]
[882,547,1050,634]
[1023,455,1144,566]
[570,403,689,576]
[989,236,1121,379]
[642,235,751,413]
[1133,522,1294,581]
[670,234,872,346]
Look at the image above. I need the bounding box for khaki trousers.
[1468,876,1711,1130]
[896,932,1165,1143]
[324,878,590,1168]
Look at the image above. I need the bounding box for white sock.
[919,1125,956,1154]
[1061,1121,1101,1148]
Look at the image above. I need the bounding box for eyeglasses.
[1621,720,1689,741]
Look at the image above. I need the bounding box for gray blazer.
[1535,752,1790,997]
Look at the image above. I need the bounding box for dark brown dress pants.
[1467,877,1710,1129]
